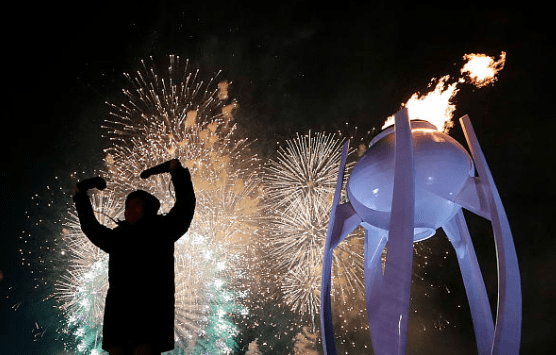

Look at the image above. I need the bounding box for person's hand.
[169,159,179,172]
[169,158,181,172]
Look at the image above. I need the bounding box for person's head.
[124,190,160,224]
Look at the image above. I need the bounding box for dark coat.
[73,166,195,351]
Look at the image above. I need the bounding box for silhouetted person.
[73,159,195,355]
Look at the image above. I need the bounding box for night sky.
[2,1,554,354]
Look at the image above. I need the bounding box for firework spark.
[264,132,344,212]
[262,132,366,327]
[56,192,121,315]
[53,191,119,353]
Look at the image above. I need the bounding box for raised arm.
[164,159,196,240]
[73,186,114,252]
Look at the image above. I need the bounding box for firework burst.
[262,132,366,328]
[52,191,121,353]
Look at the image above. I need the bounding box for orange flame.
[460,51,506,88]
[383,75,458,132]
[383,51,506,133]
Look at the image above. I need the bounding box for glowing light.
[461,51,506,88]
[49,191,118,354]
[383,75,459,132]
[383,52,506,132]
[262,132,365,325]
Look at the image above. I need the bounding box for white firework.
[262,132,365,325]
[53,191,122,352]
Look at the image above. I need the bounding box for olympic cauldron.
[348,119,472,241]
[320,108,521,355]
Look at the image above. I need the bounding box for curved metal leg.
[363,225,388,349]
[321,140,361,355]
[443,209,494,355]
[461,115,521,355]
[321,247,337,355]
[321,206,362,355]
[369,108,415,355]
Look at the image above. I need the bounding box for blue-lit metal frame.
[320,109,521,355]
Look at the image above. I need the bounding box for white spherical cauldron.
[346,120,474,241]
